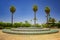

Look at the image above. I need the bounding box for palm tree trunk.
[11,13,13,27]
[34,12,36,27]
[47,14,49,24]
[47,14,49,27]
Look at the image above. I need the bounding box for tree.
[49,17,52,22]
[22,21,31,27]
[49,17,56,23]
[45,7,50,27]
[58,21,60,28]
[58,21,60,23]
[10,5,16,26]
[33,5,38,26]
[49,17,56,27]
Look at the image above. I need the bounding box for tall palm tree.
[10,5,16,26]
[33,5,38,26]
[45,7,50,24]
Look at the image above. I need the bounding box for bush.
[1,21,60,28]
[41,24,48,28]
[36,24,41,27]
[57,23,60,28]
[22,23,31,27]
[4,27,11,29]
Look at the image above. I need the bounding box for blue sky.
[0,0,60,24]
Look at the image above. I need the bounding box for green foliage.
[45,6,50,14]
[23,21,31,27]
[33,5,38,12]
[10,5,16,13]
[0,20,60,29]
[4,27,11,29]
[13,22,23,28]
[0,21,32,29]
[42,24,48,28]
[49,17,56,23]
[48,17,56,28]
[14,23,20,28]
[36,24,41,27]
[56,21,60,28]
[0,22,12,29]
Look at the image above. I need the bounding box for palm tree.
[33,5,38,26]
[10,5,16,26]
[45,7,50,24]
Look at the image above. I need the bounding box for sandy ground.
[0,29,60,40]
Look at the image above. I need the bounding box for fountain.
[2,27,59,35]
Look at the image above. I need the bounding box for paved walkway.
[0,29,60,40]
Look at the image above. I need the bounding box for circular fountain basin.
[2,27,59,35]
[11,27,50,31]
